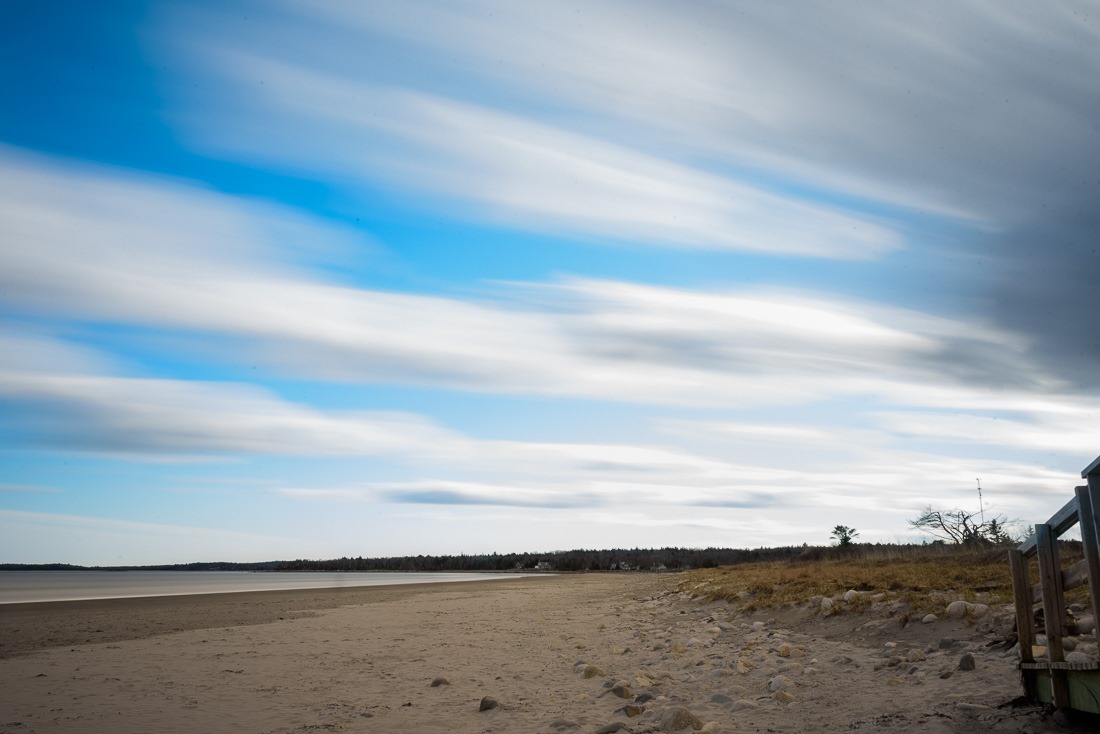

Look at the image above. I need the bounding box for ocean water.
[0,570,532,604]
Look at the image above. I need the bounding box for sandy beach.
[0,573,1091,733]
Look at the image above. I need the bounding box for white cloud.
[172,52,899,258]
[167,0,1100,228]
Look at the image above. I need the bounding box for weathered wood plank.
[1036,523,1070,707]
[1018,496,1080,557]
[1030,558,1090,601]
[1010,549,1035,666]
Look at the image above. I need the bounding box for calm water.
[0,570,533,604]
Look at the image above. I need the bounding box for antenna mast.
[976,478,984,524]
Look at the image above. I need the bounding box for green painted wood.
[1028,669,1100,714]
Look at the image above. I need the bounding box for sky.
[2,1,1099,566]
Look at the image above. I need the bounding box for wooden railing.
[1009,454,1100,710]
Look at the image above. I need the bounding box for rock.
[595,723,629,734]
[582,664,607,679]
[970,604,989,618]
[1066,651,1092,664]
[618,704,646,717]
[939,638,957,649]
[656,705,704,732]
[1032,645,1048,658]
[886,656,902,667]
[731,699,759,711]
[547,719,580,731]
[751,621,766,632]
[610,684,633,699]
[1063,637,1078,652]
[430,677,451,687]
[820,597,835,615]
[945,601,969,618]
[1076,615,1097,635]
[922,614,938,624]
[766,675,794,693]
[479,696,499,712]
[710,692,732,704]
[734,659,754,675]
[635,692,656,704]
[843,589,862,602]
[706,626,723,636]
[777,643,804,658]
[774,690,796,703]
[940,671,953,679]
[958,653,976,671]
[907,649,927,662]
[956,702,990,711]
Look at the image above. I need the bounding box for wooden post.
[1077,483,1100,656]
[1010,549,1035,662]
[1036,523,1070,708]
[1009,548,1037,699]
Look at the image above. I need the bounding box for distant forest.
[0,543,930,572]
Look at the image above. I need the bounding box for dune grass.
[679,543,1087,615]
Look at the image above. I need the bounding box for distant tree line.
[274,545,823,572]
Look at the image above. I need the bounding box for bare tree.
[908,505,1019,545]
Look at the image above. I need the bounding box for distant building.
[534,561,553,571]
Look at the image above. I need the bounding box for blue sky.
[2,1,1099,565]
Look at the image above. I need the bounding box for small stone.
[940,671,953,679]
[548,719,580,731]
[656,705,704,732]
[1032,645,1048,658]
[582,664,607,679]
[777,643,793,658]
[1062,637,1078,652]
[766,675,794,693]
[1066,651,1091,664]
[922,614,938,624]
[843,589,861,602]
[886,656,902,667]
[945,601,968,618]
[774,690,796,703]
[752,621,766,632]
[479,696,499,712]
[820,597,835,615]
[939,638,957,649]
[635,693,656,704]
[430,677,451,687]
[956,702,989,712]
[884,642,897,649]
[1076,614,1097,635]
[731,699,759,711]
[619,704,646,717]
[907,649,927,662]
[610,684,633,699]
[595,723,629,734]
[710,692,732,704]
[958,653,976,671]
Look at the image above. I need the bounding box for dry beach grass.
[1,556,1098,733]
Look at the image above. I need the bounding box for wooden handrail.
[1017,494,1081,557]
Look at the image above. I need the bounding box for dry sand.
[0,573,1092,733]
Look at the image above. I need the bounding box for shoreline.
[0,575,558,658]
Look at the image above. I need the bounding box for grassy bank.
[679,543,1087,615]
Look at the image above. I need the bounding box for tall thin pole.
[977,478,984,524]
